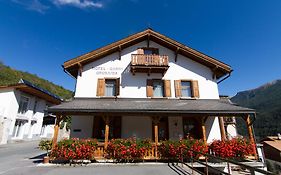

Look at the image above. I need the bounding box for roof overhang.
[63,28,232,79]
[0,83,61,105]
[48,98,255,116]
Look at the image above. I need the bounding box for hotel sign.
[94,66,123,75]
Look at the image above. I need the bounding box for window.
[147,79,171,97]
[96,78,120,97]
[137,47,159,55]
[105,79,116,96]
[181,81,192,97]
[174,80,199,98]
[18,96,29,114]
[153,80,164,97]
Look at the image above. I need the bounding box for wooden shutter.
[146,79,153,97]
[96,78,105,96]
[137,48,144,54]
[192,80,199,98]
[164,80,171,97]
[174,80,182,97]
[115,78,120,96]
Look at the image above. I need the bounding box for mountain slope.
[231,80,281,140]
[0,61,73,100]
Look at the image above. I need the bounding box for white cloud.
[12,0,49,14]
[52,0,103,9]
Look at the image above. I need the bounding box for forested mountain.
[231,80,281,140]
[0,61,73,100]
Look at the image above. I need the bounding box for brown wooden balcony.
[130,54,169,75]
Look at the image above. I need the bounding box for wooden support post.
[218,117,226,141]
[201,117,207,145]
[246,115,258,159]
[52,115,62,150]
[152,116,160,158]
[104,116,110,150]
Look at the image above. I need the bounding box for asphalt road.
[0,141,196,175]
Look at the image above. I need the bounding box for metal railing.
[179,150,276,175]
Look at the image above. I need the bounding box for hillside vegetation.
[0,61,73,100]
[231,80,281,140]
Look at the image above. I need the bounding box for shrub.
[50,138,98,161]
[209,138,255,159]
[106,138,152,162]
[158,139,208,161]
[39,139,53,156]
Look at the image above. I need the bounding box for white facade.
[69,40,233,143]
[75,41,219,99]
[0,88,54,144]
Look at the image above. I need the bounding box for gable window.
[137,47,159,55]
[97,78,120,97]
[175,80,199,98]
[147,79,171,97]
[18,96,29,114]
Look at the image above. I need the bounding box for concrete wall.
[74,41,219,99]
[71,115,93,139]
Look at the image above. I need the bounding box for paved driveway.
[0,141,196,175]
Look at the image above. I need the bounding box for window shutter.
[96,78,105,96]
[115,78,120,96]
[137,48,144,54]
[192,80,199,98]
[164,80,171,97]
[174,80,182,97]
[146,79,153,97]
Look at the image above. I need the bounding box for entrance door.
[182,117,201,139]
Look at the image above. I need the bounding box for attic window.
[137,47,159,55]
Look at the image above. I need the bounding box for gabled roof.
[63,28,232,79]
[0,79,62,105]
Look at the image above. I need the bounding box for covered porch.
[48,98,257,159]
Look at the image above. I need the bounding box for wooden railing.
[93,143,158,160]
[131,54,169,66]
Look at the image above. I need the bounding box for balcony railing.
[131,54,169,66]
[130,54,169,75]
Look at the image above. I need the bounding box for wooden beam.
[246,115,258,159]
[118,45,122,60]
[78,62,83,77]
[147,34,150,48]
[218,117,226,141]
[52,115,62,150]
[175,47,179,62]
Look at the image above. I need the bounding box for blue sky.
[1,0,281,96]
